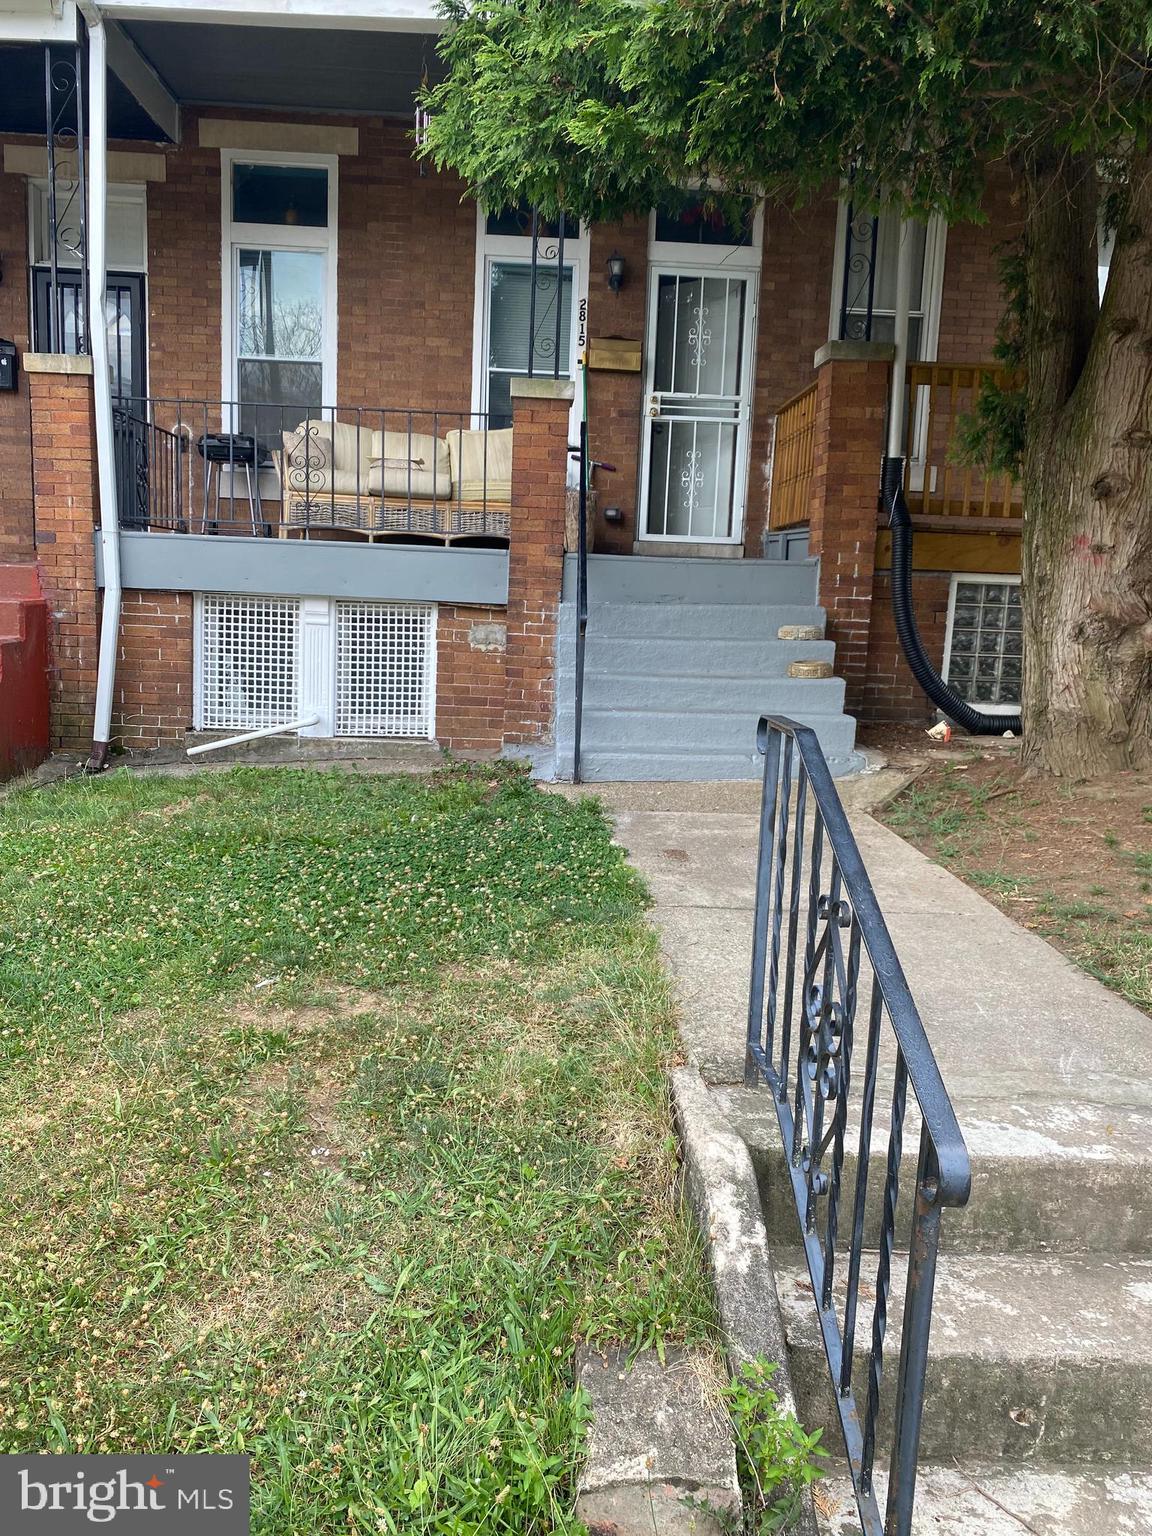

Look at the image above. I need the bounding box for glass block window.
[197,595,299,730]
[944,577,1023,709]
[336,602,436,738]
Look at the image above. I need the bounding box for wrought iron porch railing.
[745,717,970,1536]
[110,399,511,547]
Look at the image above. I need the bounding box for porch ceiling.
[0,42,168,139]
[120,19,445,117]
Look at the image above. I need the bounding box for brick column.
[26,354,101,751]
[504,377,575,748]
[806,341,893,713]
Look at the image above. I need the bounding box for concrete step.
[567,552,820,606]
[719,1089,1152,1256]
[574,701,852,752]
[815,1461,1152,1535]
[559,601,827,639]
[565,742,863,783]
[778,1249,1152,1464]
[559,672,848,715]
[561,636,837,678]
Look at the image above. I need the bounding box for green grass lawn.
[0,764,715,1533]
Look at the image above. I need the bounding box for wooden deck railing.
[768,380,819,529]
[904,363,1022,521]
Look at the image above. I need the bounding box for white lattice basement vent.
[336,602,436,737]
[943,575,1022,712]
[194,595,437,738]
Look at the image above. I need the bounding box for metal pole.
[81,10,123,771]
[527,207,539,378]
[887,217,915,458]
[44,47,60,353]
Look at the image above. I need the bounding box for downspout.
[79,5,122,771]
[881,218,1021,735]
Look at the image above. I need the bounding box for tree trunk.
[1020,149,1152,775]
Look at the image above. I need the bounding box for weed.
[725,1360,826,1533]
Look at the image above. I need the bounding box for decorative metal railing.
[745,717,970,1536]
[110,399,510,546]
[904,363,1023,521]
[837,202,880,344]
[43,37,88,355]
[768,381,819,530]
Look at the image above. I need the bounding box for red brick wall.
[586,216,649,553]
[862,570,951,725]
[746,199,839,554]
[28,364,100,750]
[436,604,507,751]
[504,382,571,746]
[936,166,1022,364]
[115,590,193,747]
[0,170,34,562]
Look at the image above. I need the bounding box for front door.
[33,269,147,403]
[640,268,754,543]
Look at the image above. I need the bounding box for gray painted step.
[564,674,848,715]
[576,703,853,753]
[565,552,819,606]
[562,601,827,638]
[778,1250,1152,1463]
[719,1089,1152,1257]
[568,637,837,677]
[569,742,862,783]
[816,1462,1152,1535]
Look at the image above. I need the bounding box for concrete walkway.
[574,774,1152,1536]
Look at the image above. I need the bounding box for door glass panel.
[645,272,749,540]
[652,275,745,397]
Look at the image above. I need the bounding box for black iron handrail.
[745,716,970,1536]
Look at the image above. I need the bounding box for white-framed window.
[219,149,339,437]
[942,574,1023,714]
[471,203,589,433]
[828,203,947,363]
[29,179,148,272]
[194,594,436,739]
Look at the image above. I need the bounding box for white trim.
[827,200,947,363]
[219,147,339,421]
[0,1,78,44]
[96,0,442,30]
[637,260,760,545]
[941,572,1022,717]
[470,202,590,450]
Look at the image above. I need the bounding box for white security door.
[641,269,755,542]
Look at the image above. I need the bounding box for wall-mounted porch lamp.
[606,252,626,293]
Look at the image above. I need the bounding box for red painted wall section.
[0,563,51,780]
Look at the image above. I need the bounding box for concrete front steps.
[554,555,859,781]
[717,1084,1152,1532]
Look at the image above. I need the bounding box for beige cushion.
[367,431,451,500]
[445,428,513,505]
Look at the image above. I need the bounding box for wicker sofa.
[276,419,513,542]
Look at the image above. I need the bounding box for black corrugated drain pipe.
[881,455,1022,736]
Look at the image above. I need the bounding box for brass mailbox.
[586,337,642,373]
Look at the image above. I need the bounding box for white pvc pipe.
[83,11,123,771]
[186,715,321,757]
[886,216,915,459]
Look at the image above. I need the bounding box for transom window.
[654,192,755,248]
[222,151,337,438]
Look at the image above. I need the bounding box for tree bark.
[1020,148,1152,775]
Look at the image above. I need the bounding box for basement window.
[943,575,1023,713]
